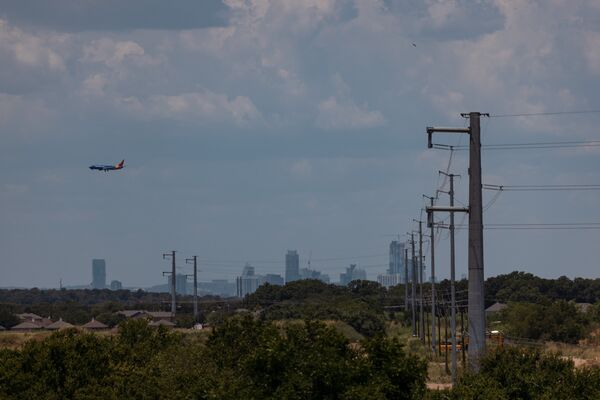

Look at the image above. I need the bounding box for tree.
[444,347,600,399]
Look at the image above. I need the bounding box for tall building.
[376,241,406,287]
[285,250,300,283]
[339,264,367,286]
[236,263,262,297]
[388,241,405,276]
[91,259,106,289]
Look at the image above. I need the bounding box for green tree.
[443,347,600,400]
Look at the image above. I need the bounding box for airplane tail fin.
[116,160,125,169]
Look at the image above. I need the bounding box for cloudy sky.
[1,0,599,288]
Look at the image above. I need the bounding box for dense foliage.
[0,289,239,327]
[430,347,600,399]
[484,271,600,304]
[0,318,427,399]
[499,300,590,344]
[245,280,390,337]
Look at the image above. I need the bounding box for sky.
[1,0,599,288]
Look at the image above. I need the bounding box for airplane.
[89,160,125,172]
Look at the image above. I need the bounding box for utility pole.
[163,251,176,316]
[439,171,459,385]
[427,112,487,370]
[186,256,199,321]
[417,220,425,342]
[424,195,436,354]
[410,233,417,337]
[404,248,409,312]
[465,112,486,370]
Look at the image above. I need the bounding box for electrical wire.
[435,140,600,151]
[442,222,600,231]
[483,184,600,191]
[489,110,600,118]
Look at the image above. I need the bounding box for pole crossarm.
[426,206,469,213]
[427,126,470,148]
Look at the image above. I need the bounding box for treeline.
[245,280,391,337]
[0,318,427,399]
[3,271,600,308]
[0,288,178,305]
[0,288,240,329]
[485,271,600,304]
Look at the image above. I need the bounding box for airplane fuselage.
[90,165,118,171]
[89,160,125,172]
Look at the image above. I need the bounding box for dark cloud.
[0,0,229,31]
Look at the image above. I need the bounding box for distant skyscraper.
[91,259,106,289]
[285,250,300,283]
[388,241,405,276]
[378,241,406,287]
[110,280,122,290]
[339,264,367,286]
[236,263,262,297]
[377,274,401,288]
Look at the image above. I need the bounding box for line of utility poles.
[424,111,487,371]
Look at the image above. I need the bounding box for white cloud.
[317,96,385,130]
[0,18,65,72]
[81,73,109,96]
[427,0,464,28]
[82,38,147,67]
[120,91,261,125]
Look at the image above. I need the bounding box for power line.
[489,110,600,118]
[483,184,600,191]
[443,222,600,231]
[435,140,600,151]
[485,227,600,230]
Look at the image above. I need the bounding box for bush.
[444,347,600,399]
[501,301,589,343]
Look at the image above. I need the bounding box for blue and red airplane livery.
[89,160,125,172]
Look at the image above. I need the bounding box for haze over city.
[1,0,599,289]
